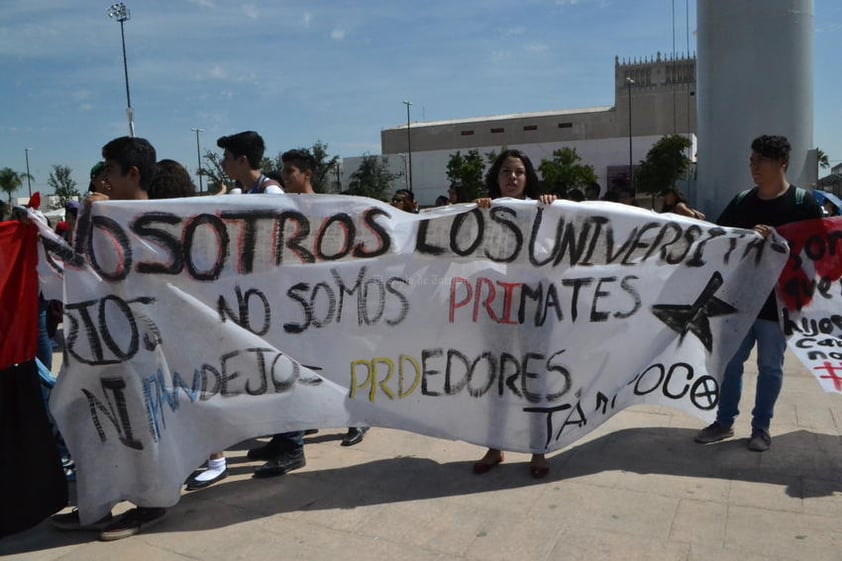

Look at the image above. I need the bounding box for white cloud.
[72,90,92,101]
[525,43,549,53]
[303,12,312,29]
[209,65,227,79]
[242,4,259,20]
[504,26,527,36]
[79,103,93,112]
[330,28,346,41]
[817,22,842,33]
[187,0,215,7]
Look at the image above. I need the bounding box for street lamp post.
[192,128,205,193]
[108,2,135,137]
[24,148,32,198]
[626,77,635,193]
[402,100,413,193]
[334,161,342,193]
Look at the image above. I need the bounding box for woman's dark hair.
[601,189,620,202]
[484,149,540,200]
[393,188,414,202]
[660,187,688,203]
[660,188,687,212]
[148,159,196,199]
[566,188,586,202]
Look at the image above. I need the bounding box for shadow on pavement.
[3,426,841,554]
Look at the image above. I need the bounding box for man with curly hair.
[694,135,822,452]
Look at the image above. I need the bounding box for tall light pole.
[108,2,135,137]
[192,128,205,193]
[625,77,635,193]
[334,161,342,192]
[24,147,32,198]
[402,100,413,193]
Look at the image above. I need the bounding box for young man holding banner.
[694,135,822,452]
[244,148,368,477]
[50,136,170,540]
[280,149,370,447]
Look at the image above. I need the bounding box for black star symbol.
[651,271,737,352]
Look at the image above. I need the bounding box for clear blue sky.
[1,0,840,196]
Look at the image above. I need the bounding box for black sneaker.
[99,507,166,541]
[253,449,306,478]
[341,427,368,447]
[747,428,771,452]
[51,509,114,532]
[694,421,734,444]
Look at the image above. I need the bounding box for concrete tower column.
[695,0,814,218]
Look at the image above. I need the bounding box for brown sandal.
[473,451,504,474]
[529,465,549,479]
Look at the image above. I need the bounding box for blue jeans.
[37,303,53,372]
[716,319,786,430]
[273,431,304,453]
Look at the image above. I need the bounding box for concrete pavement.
[3,349,842,561]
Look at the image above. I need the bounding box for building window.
[490,127,504,134]
[558,122,573,129]
[461,130,475,136]
[523,125,538,131]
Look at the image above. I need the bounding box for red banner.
[0,221,39,369]
[776,217,842,312]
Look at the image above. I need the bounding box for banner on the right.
[777,216,842,392]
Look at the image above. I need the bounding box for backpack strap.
[735,187,756,206]
[736,186,807,206]
[794,186,806,205]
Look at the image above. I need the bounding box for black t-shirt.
[717,185,823,321]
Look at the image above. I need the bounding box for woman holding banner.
[474,149,557,479]
[660,188,705,220]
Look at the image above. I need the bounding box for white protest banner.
[40,195,788,523]
[775,217,842,392]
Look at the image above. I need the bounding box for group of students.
[49,131,369,540]
[47,132,821,540]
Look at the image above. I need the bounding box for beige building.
[346,53,698,205]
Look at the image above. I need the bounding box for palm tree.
[817,148,830,170]
[0,167,31,204]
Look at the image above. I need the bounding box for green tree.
[201,150,231,193]
[347,154,395,201]
[446,149,487,201]
[259,155,281,175]
[538,147,597,196]
[310,141,340,193]
[0,167,32,204]
[634,134,693,204]
[47,164,80,209]
[817,148,830,170]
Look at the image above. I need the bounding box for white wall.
[343,134,696,206]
